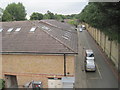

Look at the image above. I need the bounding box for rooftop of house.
[0,20,78,54]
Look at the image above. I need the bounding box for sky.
[0,0,88,19]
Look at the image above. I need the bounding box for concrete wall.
[84,23,119,69]
[2,54,75,88]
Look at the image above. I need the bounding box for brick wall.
[2,54,75,88]
[0,55,2,79]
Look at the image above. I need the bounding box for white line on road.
[96,64,102,79]
[87,64,102,80]
[88,77,100,80]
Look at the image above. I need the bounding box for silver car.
[79,28,83,32]
[85,59,96,72]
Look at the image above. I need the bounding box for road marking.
[88,77,100,80]
[86,64,102,80]
[96,64,102,79]
[91,33,119,80]
[86,31,118,80]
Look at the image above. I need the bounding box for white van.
[85,49,94,60]
[82,25,86,30]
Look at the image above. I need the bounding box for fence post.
[100,30,101,46]
[104,34,106,52]
[109,40,113,60]
[118,43,120,72]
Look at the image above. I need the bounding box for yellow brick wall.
[0,55,2,79]
[66,55,75,75]
[2,54,75,88]
[17,75,48,88]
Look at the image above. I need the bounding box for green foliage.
[67,19,78,27]
[30,12,43,20]
[43,10,55,19]
[2,2,26,21]
[43,13,50,19]
[43,11,66,21]
[54,14,65,21]
[2,10,13,21]
[47,10,55,19]
[79,2,120,43]
[65,14,77,19]
[0,7,3,21]
[0,79,5,89]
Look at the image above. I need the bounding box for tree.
[43,10,55,19]
[2,10,13,21]
[0,8,3,21]
[2,2,26,21]
[47,10,55,19]
[78,2,120,43]
[54,14,66,21]
[43,13,50,19]
[30,12,43,20]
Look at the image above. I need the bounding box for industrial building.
[0,20,78,88]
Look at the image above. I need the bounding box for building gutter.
[0,52,78,55]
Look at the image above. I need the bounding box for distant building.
[0,20,78,88]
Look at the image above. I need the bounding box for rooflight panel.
[30,27,36,32]
[42,26,49,30]
[64,32,71,38]
[0,28,3,32]
[7,28,13,32]
[62,36,69,40]
[15,28,21,32]
[45,27,49,30]
[42,26,51,31]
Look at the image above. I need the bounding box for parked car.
[24,81,42,88]
[85,49,94,60]
[75,28,77,31]
[85,59,96,72]
[79,28,83,32]
[82,25,86,30]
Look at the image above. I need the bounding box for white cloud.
[0,0,88,17]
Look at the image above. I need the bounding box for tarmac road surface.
[75,29,118,88]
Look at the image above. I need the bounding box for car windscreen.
[87,53,94,57]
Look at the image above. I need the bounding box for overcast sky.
[0,0,88,19]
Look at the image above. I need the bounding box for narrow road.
[75,28,118,88]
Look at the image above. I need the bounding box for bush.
[0,79,5,89]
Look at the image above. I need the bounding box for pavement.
[74,28,119,88]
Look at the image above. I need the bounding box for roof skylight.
[0,28,3,32]
[63,32,71,38]
[7,28,13,32]
[30,27,36,32]
[42,26,51,31]
[62,36,69,40]
[15,28,21,32]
